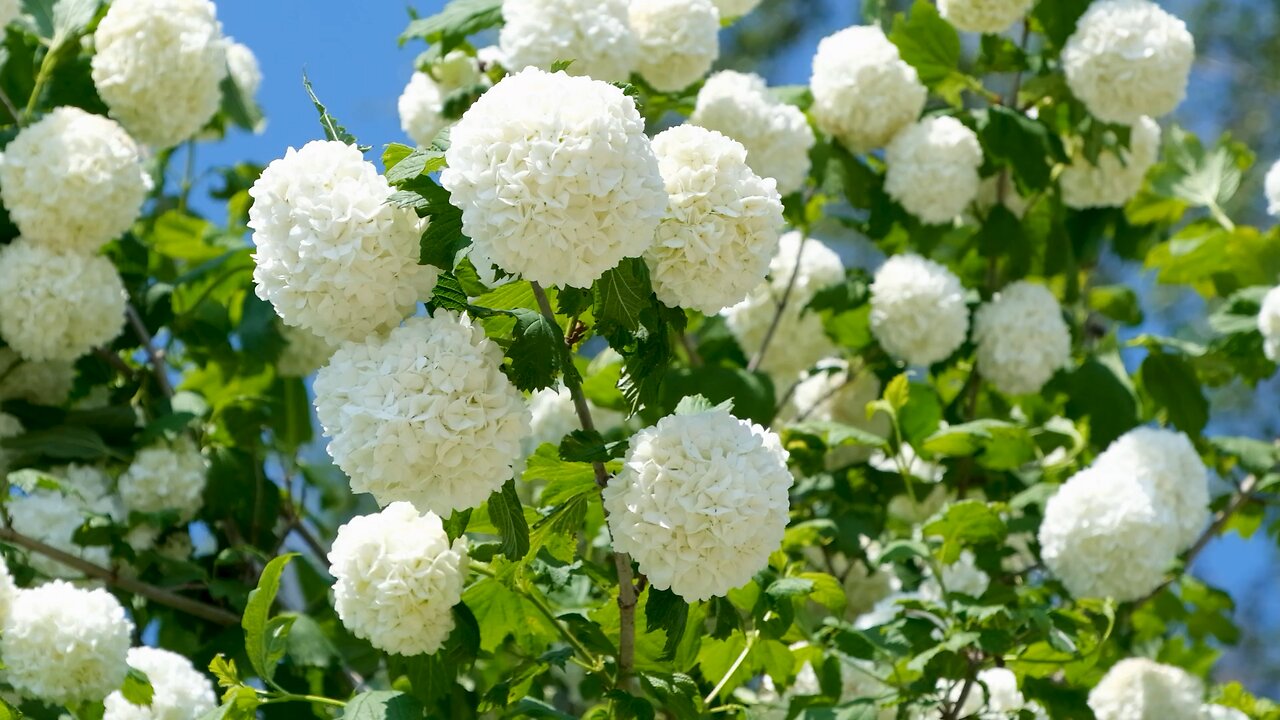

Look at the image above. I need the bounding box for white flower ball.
[1203,706,1249,720]
[119,436,209,519]
[788,358,889,467]
[1063,0,1194,125]
[691,71,816,196]
[7,464,122,578]
[645,126,784,314]
[499,0,636,82]
[712,0,761,17]
[524,385,622,457]
[442,68,666,289]
[0,0,17,28]
[314,311,530,516]
[920,549,990,600]
[249,140,438,345]
[630,0,720,93]
[1088,658,1204,720]
[1257,285,1280,362]
[973,281,1071,394]
[1,581,133,705]
[0,349,74,406]
[225,40,262,98]
[0,241,127,362]
[885,116,984,225]
[1093,427,1209,550]
[1038,465,1180,601]
[103,647,217,720]
[1060,116,1161,209]
[869,253,970,367]
[602,406,794,601]
[276,324,338,378]
[91,0,228,147]
[938,0,1033,34]
[1265,160,1280,217]
[0,107,150,254]
[810,26,927,153]
[329,502,468,656]
[398,51,486,147]
[722,232,845,380]
[0,412,23,476]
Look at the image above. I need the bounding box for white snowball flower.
[314,311,530,516]
[602,406,793,601]
[788,358,890,468]
[885,116,984,225]
[1,581,133,705]
[810,26,927,152]
[630,0,720,92]
[329,502,469,656]
[0,412,23,475]
[1265,160,1280,217]
[0,0,17,28]
[712,0,761,17]
[1038,465,1180,601]
[7,464,122,578]
[276,324,338,378]
[119,436,209,519]
[1093,427,1209,550]
[249,140,438,345]
[442,68,666,289]
[1202,706,1249,720]
[938,0,1033,34]
[0,241,126,362]
[0,107,150,254]
[1060,116,1161,209]
[398,51,486,147]
[690,70,816,196]
[722,232,845,380]
[0,554,16,622]
[973,281,1072,394]
[225,39,262,98]
[1063,0,1194,125]
[92,0,228,147]
[499,0,636,82]
[103,647,218,720]
[0,349,74,406]
[920,549,990,600]
[1088,658,1204,720]
[645,125,784,314]
[1257,285,1280,362]
[524,385,622,457]
[869,253,970,367]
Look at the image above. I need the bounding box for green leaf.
[399,0,503,54]
[1087,285,1144,325]
[0,425,114,461]
[121,667,154,707]
[1144,223,1280,299]
[342,691,425,720]
[301,72,366,150]
[1209,436,1279,475]
[644,588,689,660]
[507,309,564,391]
[789,421,888,449]
[1140,350,1208,436]
[889,0,962,87]
[558,429,624,464]
[592,258,653,333]
[978,106,1063,192]
[385,146,447,184]
[923,500,1008,563]
[1031,0,1092,49]
[426,271,469,313]
[1064,353,1138,447]
[219,73,264,133]
[1145,127,1253,223]
[528,491,591,561]
[921,419,1034,471]
[523,444,599,504]
[241,553,299,685]
[282,613,338,668]
[487,479,530,560]
[660,368,774,426]
[798,572,847,612]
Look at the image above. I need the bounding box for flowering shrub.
[0,0,1276,719]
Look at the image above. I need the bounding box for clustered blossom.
[0,107,150,254]
[499,0,636,82]
[788,359,889,468]
[91,0,228,147]
[1059,116,1161,209]
[1,581,133,705]
[645,125,784,314]
[1265,159,1280,217]
[810,26,926,152]
[398,51,486,147]
[603,406,794,601]
[118,436,210,519]
[249,140,438,344]
[1203,706,1250,720]
[935,668,1047,720]
[0,349,75,406]
[0,241,127,362]
[690,70,816,196]
[938,0,1033,33]
[722,232,844,380]
[103,647,218,720]
[630,0,720,92]
[1092,427,1209,549]
[869,254,970,367]
[442,68,666,288]
[973,281,1072,394]
[884,116,984,225]
[1063,0,1194,125]
[1257,285,1280,362]
[226,39,263,98]
[1087,658,1204,720]
[277,323,338,378]
[711,0,761,17]
[7,464,122,578]
[314,311,531,517]
[328,502,469,656]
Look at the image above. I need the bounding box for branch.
[529,281,639,680]
[126,304,174,398]
[748,233,808,373]
[0,526,240,626]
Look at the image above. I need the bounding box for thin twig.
[748,233,808,373]
[0,526,240,625]
[94,347,137,380]
[126,305,174,398]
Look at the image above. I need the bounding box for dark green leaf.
[487,479,530,560]
[644,588,689,660]
[923,500,1008,563]
[399,0,503,53]
[302,72,366,150]
[889,0,962,87]
[1064,353,1138,446]
[426,271,469,313]
[660,367,775,425]
[1141,350,1208,436]
[342,691,425,720]
[507,309,564,391]
[241,553,298,684]
[593,258,653,334]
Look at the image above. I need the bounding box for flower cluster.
[1088,658,1204,720]
[249,140,438,344]
[398,51,487,147]
[938,0,1034,34]
[810,26,926,152]
[442,69,666,288]
[276,323,338,378]
[103,647,218,720]
[226,39,263,99]
[869,253,970,367]
[884,116,984,225]
[972,281,1072,394]
[328,502,469,656]
[603,406,794,601]
[118,436,210,519]
[499,0,636,82]
[630,0,720,92]
[788,359,889,467]
[7,464,122,578]
[646,125,784,314]
[1092,427,1209,549]
[1060,116,1161,209]
[0,348,75,406]
[313,311,531,517]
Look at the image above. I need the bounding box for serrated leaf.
[399,0,503,54]
[302,72,366,150]
[528,492,590,561]
[1141,350,1208,436]
[242,553,298,685]
[427,271,469,313]
[923,500,1007,563]
[487,479,530,559]
[889,0,962,87]
[507,308,564,391]
[385,146,447,184]
[342,691,425,720]
[558,429,624,464]
[592,258,652,334]
[644,588,689,660]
